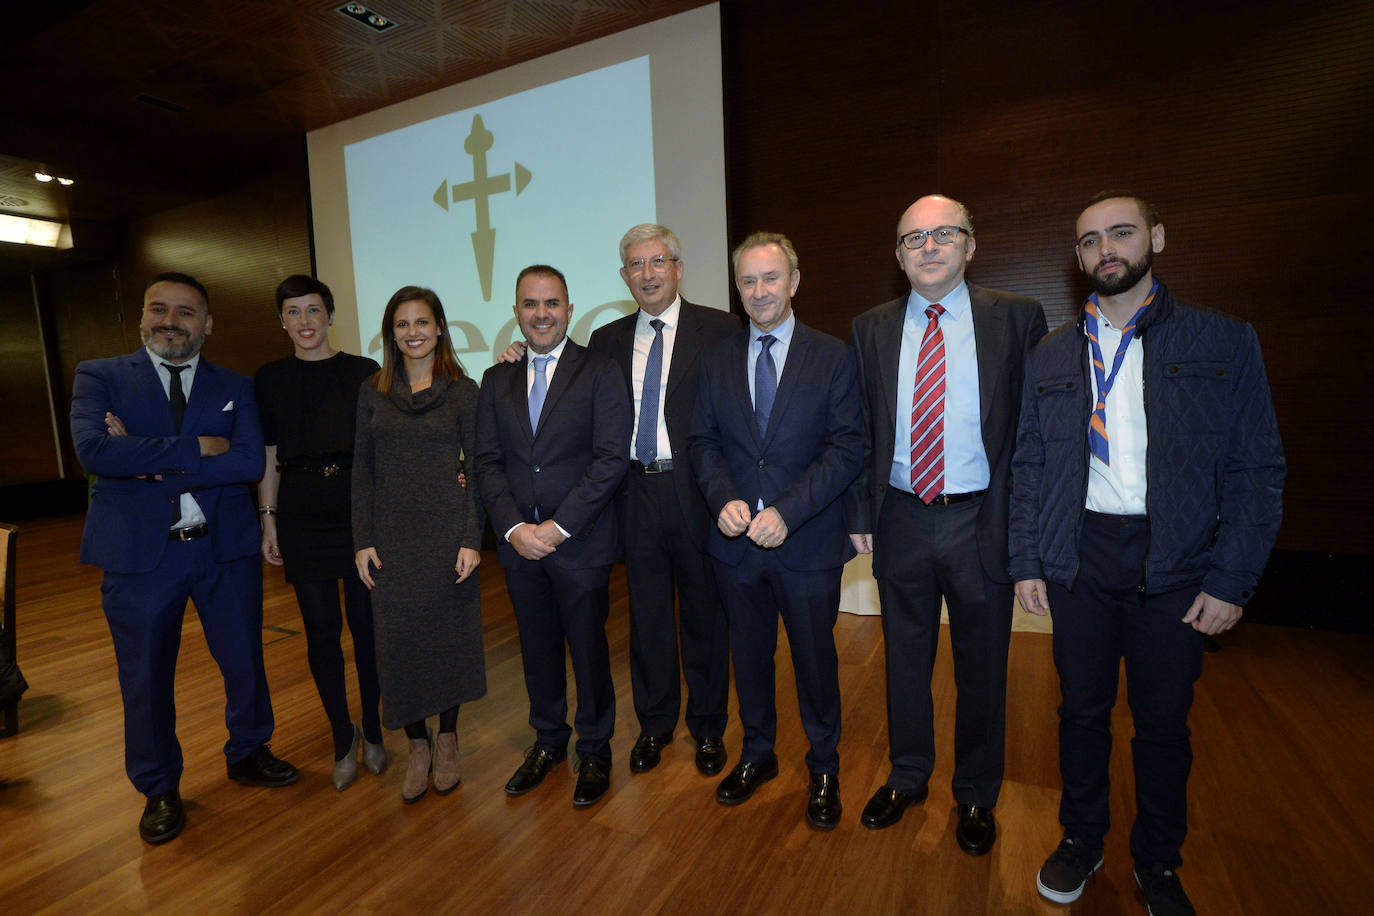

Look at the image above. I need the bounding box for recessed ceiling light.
[35,172,53,182]
[57,177,74,186]
[337,3,396,32]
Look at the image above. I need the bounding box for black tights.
[293,576,382,759]
[404,705,459,741]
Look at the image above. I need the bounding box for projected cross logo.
[433,114,532,302]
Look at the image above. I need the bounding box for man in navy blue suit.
[475,264,631,809]
[71,272,297,845]
[689,233,865,829]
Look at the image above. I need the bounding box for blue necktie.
[754,334,777,439]
[529,355,551,434]
[635,318,665,464]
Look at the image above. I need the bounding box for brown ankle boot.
[402,737,431,804]
[433,732,461,795]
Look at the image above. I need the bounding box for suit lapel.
[875,299,905,436]
[761,322,809,448]
[128,349,179,434]
[182,358,223,433]
[534,341,584,437]
[608,314,635,394]
[969,284,1007,431]
[664,302,700,402]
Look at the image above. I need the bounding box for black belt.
[169,523,209,541]
[278,462,350,477]
[889,484,986,506]
[630,459,674,474]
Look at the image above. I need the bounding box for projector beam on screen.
[307,4,728,376]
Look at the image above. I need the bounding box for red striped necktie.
[910,304,946,503]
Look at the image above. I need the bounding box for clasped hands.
[718,500,788,549]
[509,520,566,561]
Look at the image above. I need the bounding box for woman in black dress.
[255,275,385,790]
[353,286,485,804]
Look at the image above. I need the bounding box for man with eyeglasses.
[847,195,1046,854]
[589,225,739,777]
[1012,192,1283,914]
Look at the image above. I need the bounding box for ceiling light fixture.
[0,213,71,248]
[35,172,53,182]
[336,3,396,32]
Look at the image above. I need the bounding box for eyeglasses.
[624,255,679,274]
[898,226,970,249]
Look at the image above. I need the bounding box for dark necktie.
[164,363,188,432]
[910,304,945,503]
[635,318,665,464]
[754,334,777,439]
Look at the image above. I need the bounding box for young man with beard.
[1010,193,1285,915]
[70,272,297,845]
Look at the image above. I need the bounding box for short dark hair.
[147,272,209,310]
[274,274,335,316]
[1086,190,1160,229]
[515,264,569,300]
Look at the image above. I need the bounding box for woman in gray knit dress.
[352,286,485,804]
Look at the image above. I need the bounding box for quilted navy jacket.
[1008,282,1285,605]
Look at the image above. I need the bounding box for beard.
[142,325,203,361]
[1087,247,1153,296]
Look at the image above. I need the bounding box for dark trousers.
[623,469,729,740]
[293,576,382,755]
[102,542,273,796]
[1048,510,1204,868]
[715,549,842,774]
[504,558,615,765]
[873,487,1011,806]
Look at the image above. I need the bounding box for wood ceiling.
[0,0,711,226]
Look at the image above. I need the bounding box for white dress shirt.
[147,348,207,529]
[630,296,679,461]
[1084,316,1148,515]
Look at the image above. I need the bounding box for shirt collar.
[530,336,569,364]
[146,347,201,373]
[637,295,681,332]
[906,280,970,322]
[753,310,795,346]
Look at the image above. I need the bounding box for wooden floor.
[1,515,1371,914]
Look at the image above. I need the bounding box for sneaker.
[1037,835,1104,904]
[1134,863,1196,916]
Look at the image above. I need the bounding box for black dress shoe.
[806,772,842,830]
[860,784,928,830]
[695,735,727,775]
[956,804,997,855]
[715,755,779,806]
[227,744,300,787]
[629,732,673,773]
[504,746,566,796]
[572,757,611,807]
[139,791,186,844]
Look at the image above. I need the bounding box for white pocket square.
[222,400,234,411]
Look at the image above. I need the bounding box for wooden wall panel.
[722,0,1374,553]
[120,164,313,379]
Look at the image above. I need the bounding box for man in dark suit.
[70,272,298,846]
[847,196,1047,854]
[587,224,738,777]
[689,232,865,829]
[474,264,631,808]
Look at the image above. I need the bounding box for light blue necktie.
[754,334,777,439]
[635,318,665,464]
[529,354,551,434]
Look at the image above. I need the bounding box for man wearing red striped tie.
[847,195,1047,853]
[1011,192,1284,916]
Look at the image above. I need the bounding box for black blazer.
[587,299,740,546]
[689,320,865,572]
[474,340,631,569]
[847,282,1047,582]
